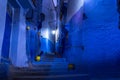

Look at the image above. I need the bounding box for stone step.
[0,64,9,80]
[10,66,74,78]
[32,62,68,70]
[10,69,69,76]
[11,74,89,80]
[9,64,88,80]
[10,62,69,72]
[32,61,68,65]
[39,58,67,62]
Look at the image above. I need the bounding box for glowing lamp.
[26,26,30,30]
[52,30,56,35]
[35,56,41,61]
[44,29,49,39]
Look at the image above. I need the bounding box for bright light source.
[52,30,56,35]
[44,29,49,39]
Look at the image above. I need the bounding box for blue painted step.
[40,58,67,62]
[32,62,69,70]
[0,63,9,80]
[12,73,89,80]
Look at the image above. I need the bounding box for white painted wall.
[42,0,56,43]
[10,8,28,67]
[66,0,84,23]
[16,9,28,67]
[9,9,20,65]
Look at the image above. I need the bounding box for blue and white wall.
[9,0,35,67]
[16,9,28,67]
[9,1,33,67]
[40,0,56,54]
[9,8,28,67]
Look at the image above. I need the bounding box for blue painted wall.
[0,0,7,62]
[26,23,40,62]
[5,0,120,73]
[26,23,54,62]
[63,0,84,68]
[62,0,120,73]
[82,0,120,72]
[1,13,12,62]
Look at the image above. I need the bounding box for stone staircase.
[0,63,9,80]
[9,56,89,80]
